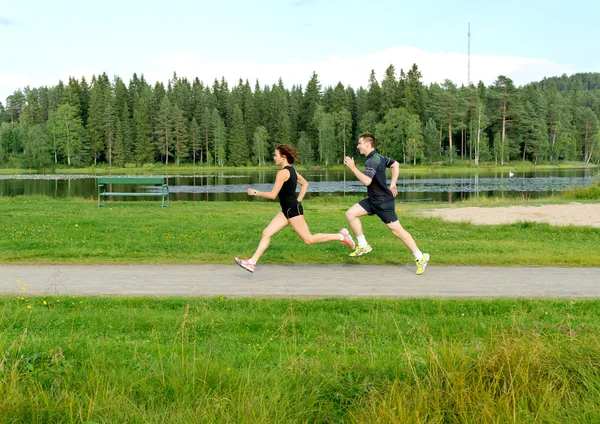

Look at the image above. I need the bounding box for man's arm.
[389,161,399,197]
[344,156,372,186]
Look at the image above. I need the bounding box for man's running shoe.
[339,228,355,249]
[415,253,430,275]
[348,244,372,257]
[234,257,255,273]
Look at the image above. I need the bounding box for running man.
[343,132,430,275]
[235,144,355,273]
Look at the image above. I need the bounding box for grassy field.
[1,296,600,423]
[2,194,600,422]
[1,196,599,266]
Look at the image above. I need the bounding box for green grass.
[1,196,599,266]
[1,297,599,423]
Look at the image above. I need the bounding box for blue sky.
[1,0,599,105]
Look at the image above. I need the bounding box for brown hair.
[359,132,377,148]
[276,144,298,164]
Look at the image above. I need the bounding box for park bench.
[97,177,170,207]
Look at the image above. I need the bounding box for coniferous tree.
[201,106,212,164]
[404,64,425,117]
[488,76,517,165]
[188,117,201,165]
[301,72,322,146]
[423,118,439,163]
[367,70,382,119]
[20,87,42,126]
[380,64,399,116]
[6,90,25,123]
[112,117,126,168]
[155,95,173,165]
[172,105,188,165]
[229,104,248,166]
[425,83,446,153]
[87,76,106,164]
[212,108,227,166]
[132,87,155,165]
[440,80,460,160]
[63,78,82,123]
[79,77,91,127]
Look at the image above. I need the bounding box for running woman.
[235,144,355,273]
[344,132,430,275]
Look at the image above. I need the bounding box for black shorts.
[283,202,304,219]
[358,198,398,224]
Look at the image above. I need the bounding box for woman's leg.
[288,215,340,245]
[250,212,289,263]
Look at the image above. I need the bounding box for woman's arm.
[296,172,308,202]
[247,169,289,200]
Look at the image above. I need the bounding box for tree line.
[1,67,600,168]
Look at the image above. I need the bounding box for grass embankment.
[1,297,600,423]
[1,196,599,266]
[1,161,597,176]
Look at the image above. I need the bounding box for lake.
[0,168,597,202]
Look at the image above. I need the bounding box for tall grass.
[1,297,599,422]
[564,180,600,200]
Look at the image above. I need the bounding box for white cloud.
[0,73,32,104]
[150,46,578,90]
[1,46,578,105]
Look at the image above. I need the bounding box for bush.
[563,182,600,200]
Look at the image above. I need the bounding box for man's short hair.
[359,132,376,148]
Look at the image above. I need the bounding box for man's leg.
[386,220,430,275]
[346,203,372,256]
[385,220,419,252]
[345,203,369,239]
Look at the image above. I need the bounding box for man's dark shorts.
[358,198,398,224]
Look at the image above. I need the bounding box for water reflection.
[0,167,597,202]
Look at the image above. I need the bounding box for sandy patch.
[421,203,600,227]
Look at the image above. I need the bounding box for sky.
[1,0,599,105]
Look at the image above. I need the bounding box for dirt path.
[420,203,600,227]
[2,264,599,298]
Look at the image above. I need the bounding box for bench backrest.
[97,177,165,185]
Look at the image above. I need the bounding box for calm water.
[0,168,597,202]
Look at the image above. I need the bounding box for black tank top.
[278,166,298,210]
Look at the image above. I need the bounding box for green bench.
[97,177,170,208]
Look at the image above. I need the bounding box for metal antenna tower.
[468,23,471,86]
